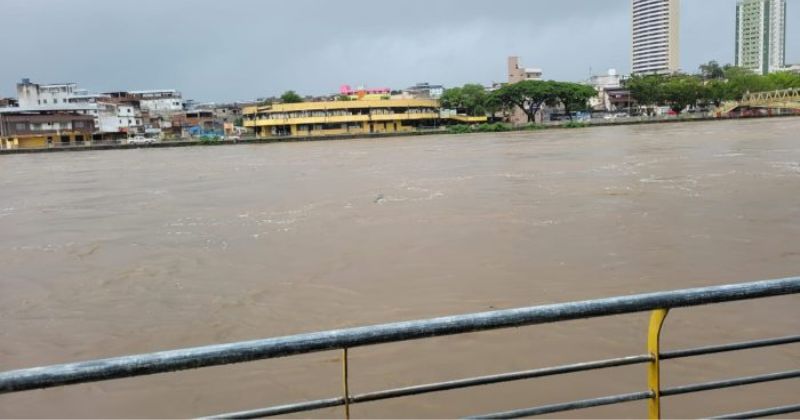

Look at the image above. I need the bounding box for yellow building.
[0,132,90,150]
[0,111,96,150]
[243,99,485,137]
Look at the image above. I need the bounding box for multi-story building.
[405,83,445,99]
[68,94,143,135]
[102,90,183,136]
[243,99,485,137]
[0,109,95,149]
[589,69,630,111]
[193,103,243,124]
[128,90,184,114]
[631,0,680,75]
[735,0,786,75]
[16,79,80,107]
[243,99,441,137]
[508,56,543,83]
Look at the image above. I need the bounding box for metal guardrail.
[0,277,798,418]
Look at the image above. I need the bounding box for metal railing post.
[342,348,351,419]
[647,309,669,419]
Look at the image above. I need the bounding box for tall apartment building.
[735,0,786,75]
[631,0,680,75]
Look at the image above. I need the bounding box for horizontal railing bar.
[661,335,800,360]
[1,277,798,393]
[208,397,344,419]
[209,354,653,418]
[660,370,800,397]
[709,403,800,419]
[353,354,652,404]
[465,391,653,419]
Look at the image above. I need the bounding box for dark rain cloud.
[0,0,797,102]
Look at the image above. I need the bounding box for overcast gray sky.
[1,0,797,102]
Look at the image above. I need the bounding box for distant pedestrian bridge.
[718,88,800,115]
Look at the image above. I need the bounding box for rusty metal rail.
[1,277,799,419]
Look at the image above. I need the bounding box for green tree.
[625,74,665,115]
[553,82,596,120]
[698,60,725,80]
[492,80,597,122]
[723,66,754,79]
[491,80,560,122]
[764,71,800,89]
[703,79,732,107]
[725,69,774,100]
[336,94,353,101]
[280,90,303,103]
[440,87,463,110]
[661,75,704,114]
[440,84,491,116]
[625,61,797,113]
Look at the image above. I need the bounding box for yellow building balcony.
[247,113,441,127]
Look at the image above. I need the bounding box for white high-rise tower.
[632,0,680,75]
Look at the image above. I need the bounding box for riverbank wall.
[2,113,798,155]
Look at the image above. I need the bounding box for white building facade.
[735,0,786,75]
[67,95,143,134]
[130,90,184,114]
[631,0,680,75]
[16,79,79,107]
[589,69,624,111]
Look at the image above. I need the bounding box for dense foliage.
[440,84,494,116]
[280,90,304,103]
[447,123,511,134]
[442,81,595,122]
[626,62,800,114]
[446,120,583,135]
[489,81,596,122]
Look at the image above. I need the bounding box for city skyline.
[1,0,798,102]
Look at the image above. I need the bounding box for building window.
[75,121,84,128]
[15,123,26,130]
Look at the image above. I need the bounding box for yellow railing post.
[647,309,669,419]
[342,348,351,420]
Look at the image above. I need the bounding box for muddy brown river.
[1,118,799,418]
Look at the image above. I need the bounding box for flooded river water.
[1,118,799,418]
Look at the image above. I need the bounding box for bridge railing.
[1,277,799,419]
[742,87,800,103]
